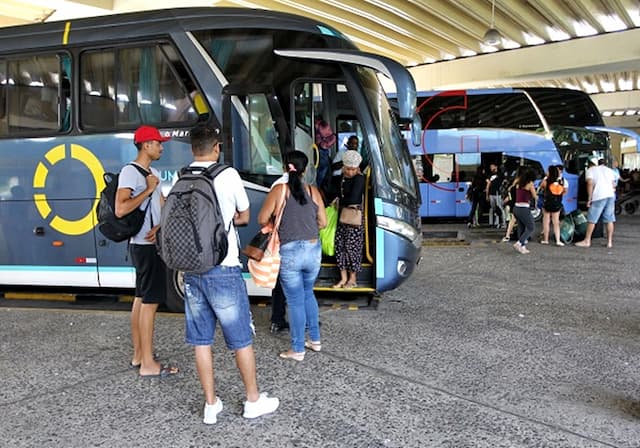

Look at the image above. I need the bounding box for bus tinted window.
[80,44,200,130]
[194,30,346,85]
[525,89,604,126]
[0,54,68,136]
[418,93,542,131]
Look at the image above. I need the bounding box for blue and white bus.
[394,88,620,219]
[0,8,422,311]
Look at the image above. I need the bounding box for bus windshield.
[524,88,604,127]
[357,67,417,198]
[407,87,612,219]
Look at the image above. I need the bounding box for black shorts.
[129,244,166,304]
[543,199,563,213]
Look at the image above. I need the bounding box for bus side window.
[81,51,116,128]
[3,55,62,134]
[229,93,283,177]
[80,44,204,130]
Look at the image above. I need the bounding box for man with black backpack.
[180,124,279,424]
[115,125,178,378]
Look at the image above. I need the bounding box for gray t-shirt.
[117,162,162,245]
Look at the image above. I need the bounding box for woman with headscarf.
[257,151,327,362]
[331,150,365,289]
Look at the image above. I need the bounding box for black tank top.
[278,186,319,245]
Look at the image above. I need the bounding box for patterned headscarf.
[342,150,362,168]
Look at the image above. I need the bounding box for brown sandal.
[331,282,346,289]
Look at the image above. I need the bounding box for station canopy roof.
[1,0,639,128]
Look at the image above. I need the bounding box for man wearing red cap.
[115,125,178,377]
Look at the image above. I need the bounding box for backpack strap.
[202,163,231,180]
[178,163,230,180]
[129,163,150,177]
[128,163,153,223]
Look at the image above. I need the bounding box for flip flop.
[140,365,179,378]
[130,353,159,369]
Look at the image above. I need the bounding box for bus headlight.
[376,215,421,246]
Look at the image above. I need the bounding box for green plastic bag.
[559,215,575,244]
[320,204,338,256]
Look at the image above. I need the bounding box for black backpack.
[97,164,151,242]
[156,164,231,273]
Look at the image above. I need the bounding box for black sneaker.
[270,322,289,333]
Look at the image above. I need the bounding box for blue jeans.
[316,149,330,188]
[183,265,254,350]
[513,206,535,246]
[279,240,321,352]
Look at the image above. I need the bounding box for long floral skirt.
[334,222,364,272]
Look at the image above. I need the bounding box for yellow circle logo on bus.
[32,144,106,236]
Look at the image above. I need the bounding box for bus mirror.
[411,114,422,147]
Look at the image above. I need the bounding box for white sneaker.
[243,392,280,419]
[203,397,223,424]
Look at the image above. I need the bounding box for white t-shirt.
[189,161,250,267]
[586,165,615,202]
[117,163,162,245]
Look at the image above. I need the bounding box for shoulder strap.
[273,184,288,231]
[202,163,230,181]
[178,163,230,180]
[128,163,150,177]
[127,163,152,220]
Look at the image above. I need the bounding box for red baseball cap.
[134,125,171,144]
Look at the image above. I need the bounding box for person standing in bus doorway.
[331,135,359,177]
[269,155,291,334]
[328,150,366,289]
[182,124,279,424]
[315,119,336,189]
[512,168,538,254]
[486,163,505,228]
[467,166,486,228]
[115,125,179,378]
[258,150,327,361]
[540,165,566,246]
[576,158,617,249]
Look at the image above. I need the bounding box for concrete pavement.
[1,216,639,447]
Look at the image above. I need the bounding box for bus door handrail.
[363,166,374,264]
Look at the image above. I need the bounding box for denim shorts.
[587,197,616,224]
[183,265,254,350]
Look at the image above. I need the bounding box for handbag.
[247,186,287,289]
[339,205,362,226]
[338,176,363,226]
[242,223,273,261]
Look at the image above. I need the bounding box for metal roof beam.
[409,28,640,89]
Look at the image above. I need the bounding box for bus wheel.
[624,201,637,215]
[165,269,185,313]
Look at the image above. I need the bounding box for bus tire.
[624,201,637,215]
[165,268,185,313]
